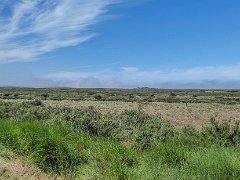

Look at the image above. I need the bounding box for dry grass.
[2,99,240,129]
[46,100,240,129]
[0,156,65,180]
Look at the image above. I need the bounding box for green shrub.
[202,118,240,146]
[30,99,43,106]
[113,110,175,149]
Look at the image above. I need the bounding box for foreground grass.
[1,120,240,179]
[137,143,240,179]
[0,120,138,179]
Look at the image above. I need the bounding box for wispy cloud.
[39,64,240,88]
[0,0,116,63]
[121,66,139,72]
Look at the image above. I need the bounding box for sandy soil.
[0,156,64,180]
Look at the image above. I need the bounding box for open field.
[1,88,240,129]
[2,0,240,179]
[43,100,240,129]
[1,88,240,179]
[2,99,240,129]
[1,88,240,104]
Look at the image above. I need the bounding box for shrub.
[41,93,49,100]
[94,94,102,100]
[30,99,43,106]
[202,118,240,146]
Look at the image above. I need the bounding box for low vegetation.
[0,88,240,179]
[1,88,240,104]
[1,99,240,179]
[1,119,240,179]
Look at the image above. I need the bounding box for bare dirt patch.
[0,156,64,180]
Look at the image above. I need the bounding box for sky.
[0,0,240,89]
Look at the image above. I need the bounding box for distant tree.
[4,93,10,97]
[169,92,177,97]
[41,93,49,100]
[94,95,102,100]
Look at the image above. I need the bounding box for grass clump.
[135,143,240,180]
[187,147,240,179]
[0,120,86,174]
[0,120,139,179]
[1,119,240,179]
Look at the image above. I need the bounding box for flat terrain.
[1,88,240,129]
[1,88,240,179]
[1,88,240,104]
[47,100,240,129]
[2,99,240,129]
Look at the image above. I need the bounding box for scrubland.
[0,88,240,179]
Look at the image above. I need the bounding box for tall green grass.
[1,101,240,179]
[136,143,240,180]
[1,120,240,179]
[0,120,138,178]
[0,120,86,174]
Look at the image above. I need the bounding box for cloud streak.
[0,0,115,63]
[40,64,240,88]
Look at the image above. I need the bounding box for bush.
[202,118,240,146]
[30,99,43,106]
[94,94,102,100]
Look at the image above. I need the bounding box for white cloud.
[121,66,139,72]
[0,0,116,63]
[40,64,240,88]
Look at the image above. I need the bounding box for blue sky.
[0,0,240,88]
